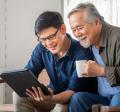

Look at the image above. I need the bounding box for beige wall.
[0,0,63,104]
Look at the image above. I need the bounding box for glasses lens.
[38,38,46,43]
[48,34,56,40]
[37,27,60,43]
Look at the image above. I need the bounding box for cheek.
[82,29,89,35]
[56,34,64,43]
[62,35,66,40]
[58,33,65,40]
[42,43,47,48]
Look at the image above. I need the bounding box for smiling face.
[38,25,66,55]
[69,11,99,48]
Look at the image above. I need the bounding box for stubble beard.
[80,38,91,48]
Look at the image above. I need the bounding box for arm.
[81,37,120,87]
[104,38,120,87]
[26,87,75,104]
[50,90,75,104]
[25,43,44,77]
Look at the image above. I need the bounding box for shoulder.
[108,25,120,41]
[70,37,93,60]
[32,43,45,54]
[104,24,120,52]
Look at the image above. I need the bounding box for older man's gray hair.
[68,2,104,25]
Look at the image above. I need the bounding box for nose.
[75,30,82,37]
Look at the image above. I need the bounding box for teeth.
[53,45,56,47]
[50,44,56,48]
[77,36,86,40]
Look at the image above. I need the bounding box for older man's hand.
[81,60,105,77]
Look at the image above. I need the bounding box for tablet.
[0,68,50,97]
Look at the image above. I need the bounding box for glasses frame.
[37,27,60,43]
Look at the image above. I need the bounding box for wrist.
[99,67,105,77]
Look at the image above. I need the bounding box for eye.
[72,30,76,33]
[78,27,83,31]
[49,34,55,39]
[40,38,46,41]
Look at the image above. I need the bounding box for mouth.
[48,44,57,50]
[77,36,87,42]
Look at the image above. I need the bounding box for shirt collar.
[99,22,110,47]
[64,33,74,59]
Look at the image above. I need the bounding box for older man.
[68,2,120,112]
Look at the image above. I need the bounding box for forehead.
[39,27,56,38]
[69,11,86,28]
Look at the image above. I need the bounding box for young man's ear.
[60,24,66,35]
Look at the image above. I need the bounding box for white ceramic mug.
[76,60,87,77]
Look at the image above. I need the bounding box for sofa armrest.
[92,104,103,112]
[0,79,5,83]
[0,104,14,111]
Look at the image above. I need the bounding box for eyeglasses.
[37,27,60,43]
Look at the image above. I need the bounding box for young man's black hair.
[35,11,64,38]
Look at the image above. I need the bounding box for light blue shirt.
[92,45,120,97]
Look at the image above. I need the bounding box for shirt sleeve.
[66,49,97,93]
[66,69,97,93]
[25,43,44,78]
[105,37,120,87]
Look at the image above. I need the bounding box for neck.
[95,25,102,49]
[57,35,71,59]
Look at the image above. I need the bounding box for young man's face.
[69,11,99,48]
[38,26,65,54]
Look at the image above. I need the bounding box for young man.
[68,2,120,112]
[13,11,96,112]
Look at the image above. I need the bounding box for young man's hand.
[26,86,54,103]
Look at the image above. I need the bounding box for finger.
[38,87,44,100]
[32,87,40,100]
[48,88,54,95]
[83,75,89,77]
[88,60,94,63]
[81,65,86,71]
[81,71,88,75]
[26,92,34,99]
[82,62,89,69]
[26,89,37,99]
[26,89,35,96]
[82,63,87,67]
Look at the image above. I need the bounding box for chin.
[49,50,58,54]
[80,42,91,48]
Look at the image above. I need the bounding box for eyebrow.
[76,25,84,27]
[71,25,84,29]
[40,33,55,39]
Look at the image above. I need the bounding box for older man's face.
[69,11,98,48]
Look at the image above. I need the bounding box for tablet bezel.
[0,69,50,97]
